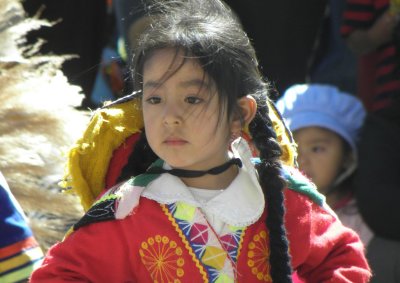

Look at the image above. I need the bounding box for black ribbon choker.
[145,158,242,178]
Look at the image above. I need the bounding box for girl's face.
[293,126,348,194]
[142,48,234,171]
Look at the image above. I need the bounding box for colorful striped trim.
[0,246,43,272]
[0,237,39,259]
[0,257,42,283]
[236,227,247,261]
[161,204,209,283]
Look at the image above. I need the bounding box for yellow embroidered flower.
[247,231,272,282]
[140,235,185,283]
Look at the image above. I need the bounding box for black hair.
[120,0,292,281]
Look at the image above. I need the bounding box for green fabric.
[0,261,38,283]
[284,167,325,207]
[128,159,163,187]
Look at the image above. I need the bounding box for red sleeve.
[341,0,375,37]
[285,189,371,283]
[29,221,137,283]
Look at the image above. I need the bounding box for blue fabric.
[0,172,32,248]
[276,84,366,154]
[90,47,120,106]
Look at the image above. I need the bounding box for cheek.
[143,115,151,134]
[195,117,230,144]
[142,107,158,127]
[190,107,214,122]
[317,156,343,181]
[190,110,218,130]
[143,114,157,142]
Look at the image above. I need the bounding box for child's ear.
[231,95,257,132]
[238,95,257,126]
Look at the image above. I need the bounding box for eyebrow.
[143,80,162,90]
[143,78,211,90]
[181,78,211,89]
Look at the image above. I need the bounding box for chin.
[166,159,203,171]
[166,161,191,169]
[161,157,187,168]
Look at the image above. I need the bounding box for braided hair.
[249,100,293,282]
[120,0,293,281]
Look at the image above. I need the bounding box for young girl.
[30,0,370,282]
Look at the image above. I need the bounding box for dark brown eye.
[145,97,162,104]
[185,96,203,104]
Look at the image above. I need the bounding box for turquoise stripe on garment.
[282,166,325,206]
[250,159,325,206]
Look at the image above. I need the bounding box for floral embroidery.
[139,235,185,283]
[247,231,271,282]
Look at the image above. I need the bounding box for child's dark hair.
[120,0,292,281]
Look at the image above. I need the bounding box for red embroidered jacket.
[30,186,370,283]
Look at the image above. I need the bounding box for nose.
[162,102,183,126]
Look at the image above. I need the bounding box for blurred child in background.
[278,84,400,282]
[277,84,372,244]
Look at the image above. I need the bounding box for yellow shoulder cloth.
[61,98,143,211]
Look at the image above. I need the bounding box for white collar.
[114,138,265,226]
[142,164,265,227]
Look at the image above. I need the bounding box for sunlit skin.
[142,48,245,190]
[293,126,349,206]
